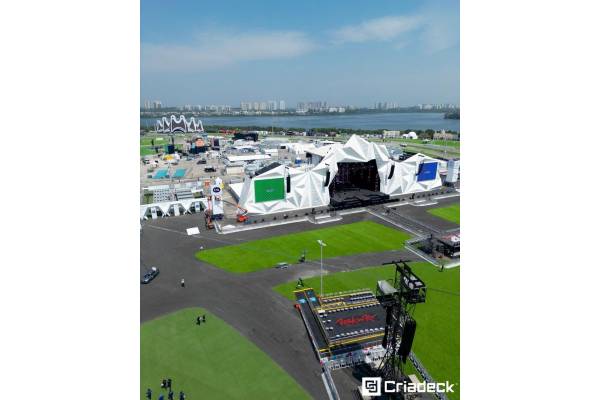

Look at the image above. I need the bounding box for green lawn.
[140,136,168,146]
[273,262,460,400]
[141,308,310,400]
[140,143,185,157]
[427,203,460,224]
[140,146,156,156]
[195,221,411,273]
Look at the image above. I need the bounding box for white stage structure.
[155,115,204,133]
[140,198,208,220]
[236,135,444,214]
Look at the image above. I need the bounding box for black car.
[141,267,159,284]
[204,166,216,172]
[196,159,207,165]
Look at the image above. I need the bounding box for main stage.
[329,188,392,210]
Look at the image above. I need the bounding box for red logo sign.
[335,313,376,327]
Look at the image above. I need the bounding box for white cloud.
[419,10,459,53]
[142,30,317,72]
[330,15,423,44]
[329,9,458,54]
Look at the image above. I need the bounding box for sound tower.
[388,164,395,179]
[398,317,417,362]
[377,260,427,382]
[286,174,291,193]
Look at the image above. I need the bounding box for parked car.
[196,159,207,165]
[141,267,159,284]
[204,166,216,172]
[275,262,289,269]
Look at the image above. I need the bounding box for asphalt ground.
[140,197,459,399]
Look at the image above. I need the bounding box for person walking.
[179,391,185,400]
[180,278,185,288]
[158,394,164,400]
[196,316,201,325]
[168,390,174,400]
[146,388,152,399]
[202,314,206,323]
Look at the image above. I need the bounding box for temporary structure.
[237,135,443,214]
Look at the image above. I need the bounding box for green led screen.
[254,178,285,203]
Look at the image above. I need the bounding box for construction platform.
[294,288,387,362]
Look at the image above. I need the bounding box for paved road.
[140,197,459,399]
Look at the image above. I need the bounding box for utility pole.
[317,240,327,296]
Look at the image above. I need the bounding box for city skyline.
[141,98,459,111]
[141,0,459,107]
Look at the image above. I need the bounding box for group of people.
[196,315,206,325]
[145,377,185,400]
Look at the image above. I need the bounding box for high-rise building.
[279,100,285,110]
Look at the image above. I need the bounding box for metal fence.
[322,364,341,400]
[409,351,449,400]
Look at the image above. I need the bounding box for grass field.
[195,221,411,273]
[140,146,156,156]
[274,262,460,400]
[140,136,167,146]
[141,308,310,400]
[140,143,185,157]
[427,203,460,224]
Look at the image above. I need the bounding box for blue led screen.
[417,162,438,182]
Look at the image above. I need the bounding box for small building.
[234,131,259,141]
[225,162,246,175]
[382,130,401,138]
[433,130,459,140]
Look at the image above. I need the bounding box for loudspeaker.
[324,170,330,186]
[388,164,395,179]
[382,307,393,348]
[398,318,417,362]
[286,175,291,193]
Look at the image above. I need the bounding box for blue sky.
[141,0,459,107]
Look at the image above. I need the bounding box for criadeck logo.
[361,377,382,396]
[361,377,455,396]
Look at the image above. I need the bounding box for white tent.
[237,135,443,215]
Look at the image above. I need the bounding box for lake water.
[141,112,460,132]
